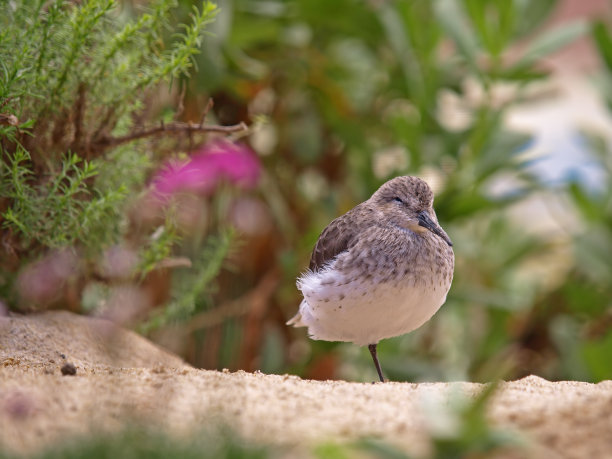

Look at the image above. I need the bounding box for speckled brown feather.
[308,176,445,273]
[308,204,366,272]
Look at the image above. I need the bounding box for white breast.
[296,264,451,346]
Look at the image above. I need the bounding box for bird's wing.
[309,207,363,272]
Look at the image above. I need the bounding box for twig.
[0,97,13,111]
[152,257,193,270]
[92,120,248,152]
[72,83,86,154]
[186,269,279,332]
[188,130,193,152]
[199,98,214,127]
[92,105,117,142]
[174,84,187,121]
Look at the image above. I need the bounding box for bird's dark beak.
[418,211,453,247]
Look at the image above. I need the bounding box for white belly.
[296,267,450,346]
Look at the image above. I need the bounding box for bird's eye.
[392,197,404,204]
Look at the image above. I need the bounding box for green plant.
[2,148,126,251]
[140,228,235,333]
[0,0,240,332]
[0,0,217,249]
[0,427,269,459]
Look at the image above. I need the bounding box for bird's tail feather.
[286,311,305,327]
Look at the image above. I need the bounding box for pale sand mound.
[0,310,186,370]
[1,311,612,458]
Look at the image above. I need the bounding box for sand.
[1,311,611,458]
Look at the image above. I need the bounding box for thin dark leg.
[368,343,385,382]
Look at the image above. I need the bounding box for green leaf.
[463,0,516,58]
[568,182,601,222]
[582,332,612,382]
[592,21,612,73]
[513,0,557,38]
[515,21,587,68]
[434,0,480,73]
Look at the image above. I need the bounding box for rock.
[60,363,77,376]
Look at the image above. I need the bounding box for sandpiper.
[287,176,454,382]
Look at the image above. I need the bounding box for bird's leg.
[368,343,385,382]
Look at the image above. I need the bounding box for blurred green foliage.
[175,0,612,384]
[0,427,268,459]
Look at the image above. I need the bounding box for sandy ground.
[1,311,612,458]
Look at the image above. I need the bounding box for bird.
[287,176,454,382]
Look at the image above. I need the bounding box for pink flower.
[153,140,260,197]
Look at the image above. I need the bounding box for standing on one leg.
[287,176,454,382]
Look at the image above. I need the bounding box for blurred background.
[2,0,612,384]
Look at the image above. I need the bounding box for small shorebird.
[287,176,454,382]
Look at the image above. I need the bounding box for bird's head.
[371,176,453,247]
